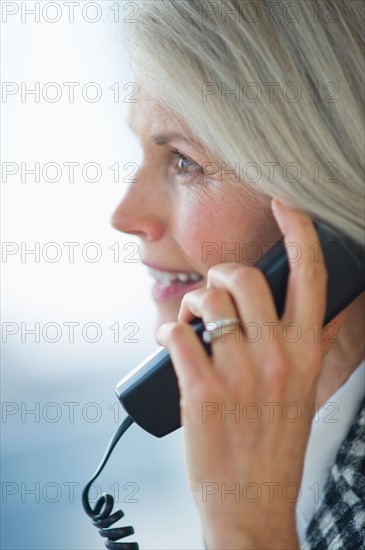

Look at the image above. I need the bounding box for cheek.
[173,194,226,274]
[172,189,281,274]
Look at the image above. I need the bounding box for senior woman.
[111,1,364,548]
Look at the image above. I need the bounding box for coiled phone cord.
[82,415,139,550]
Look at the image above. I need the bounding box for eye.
[177,155,192,173]
[170,149,204,183]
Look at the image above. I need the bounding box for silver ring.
[202,317,241,344]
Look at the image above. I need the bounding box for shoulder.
[302,397,365,549]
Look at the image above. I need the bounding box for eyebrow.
[127,120,200,148]
[152,132,192,146]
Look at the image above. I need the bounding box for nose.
[111,166,166,241]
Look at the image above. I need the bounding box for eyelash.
[170,149,204,183]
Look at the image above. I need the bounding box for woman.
[112,1,364,547]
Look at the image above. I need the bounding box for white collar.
[296,358,365,544]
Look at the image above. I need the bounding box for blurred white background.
[1,2,203,548]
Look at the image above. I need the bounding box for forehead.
[128,86,192,139]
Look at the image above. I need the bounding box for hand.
[156,199,335,549]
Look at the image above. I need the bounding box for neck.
[315,291,365,409]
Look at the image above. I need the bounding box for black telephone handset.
[116,220,365,437]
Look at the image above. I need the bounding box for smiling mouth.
[148,268,204,288]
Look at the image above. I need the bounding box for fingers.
[203,264,283,369]
[156,321,213,391]
[207,263,279,329]
[178,287,246,373]
[178,287,239,325]
[179,264,281,358]
[272,199,328,359]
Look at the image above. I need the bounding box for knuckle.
[179,289,203,317]
[208,262,236,276]
[181,288,201,305]
[229,266,266,291]
[266,358,290,391]
[200,287,226,311]
[207,264,221,278]
[228,266,252,287]
[168,323,189,342]
[180,292,193,311]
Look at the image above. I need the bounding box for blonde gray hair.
[123,0,364,244]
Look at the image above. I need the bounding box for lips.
[144,264,204,301]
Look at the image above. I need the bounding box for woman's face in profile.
[112,87,282,330]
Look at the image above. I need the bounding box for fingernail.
[273,196,295,210]
[271,198,288,231]
[272,198,284,217]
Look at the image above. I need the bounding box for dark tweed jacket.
[302,396,365,549]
